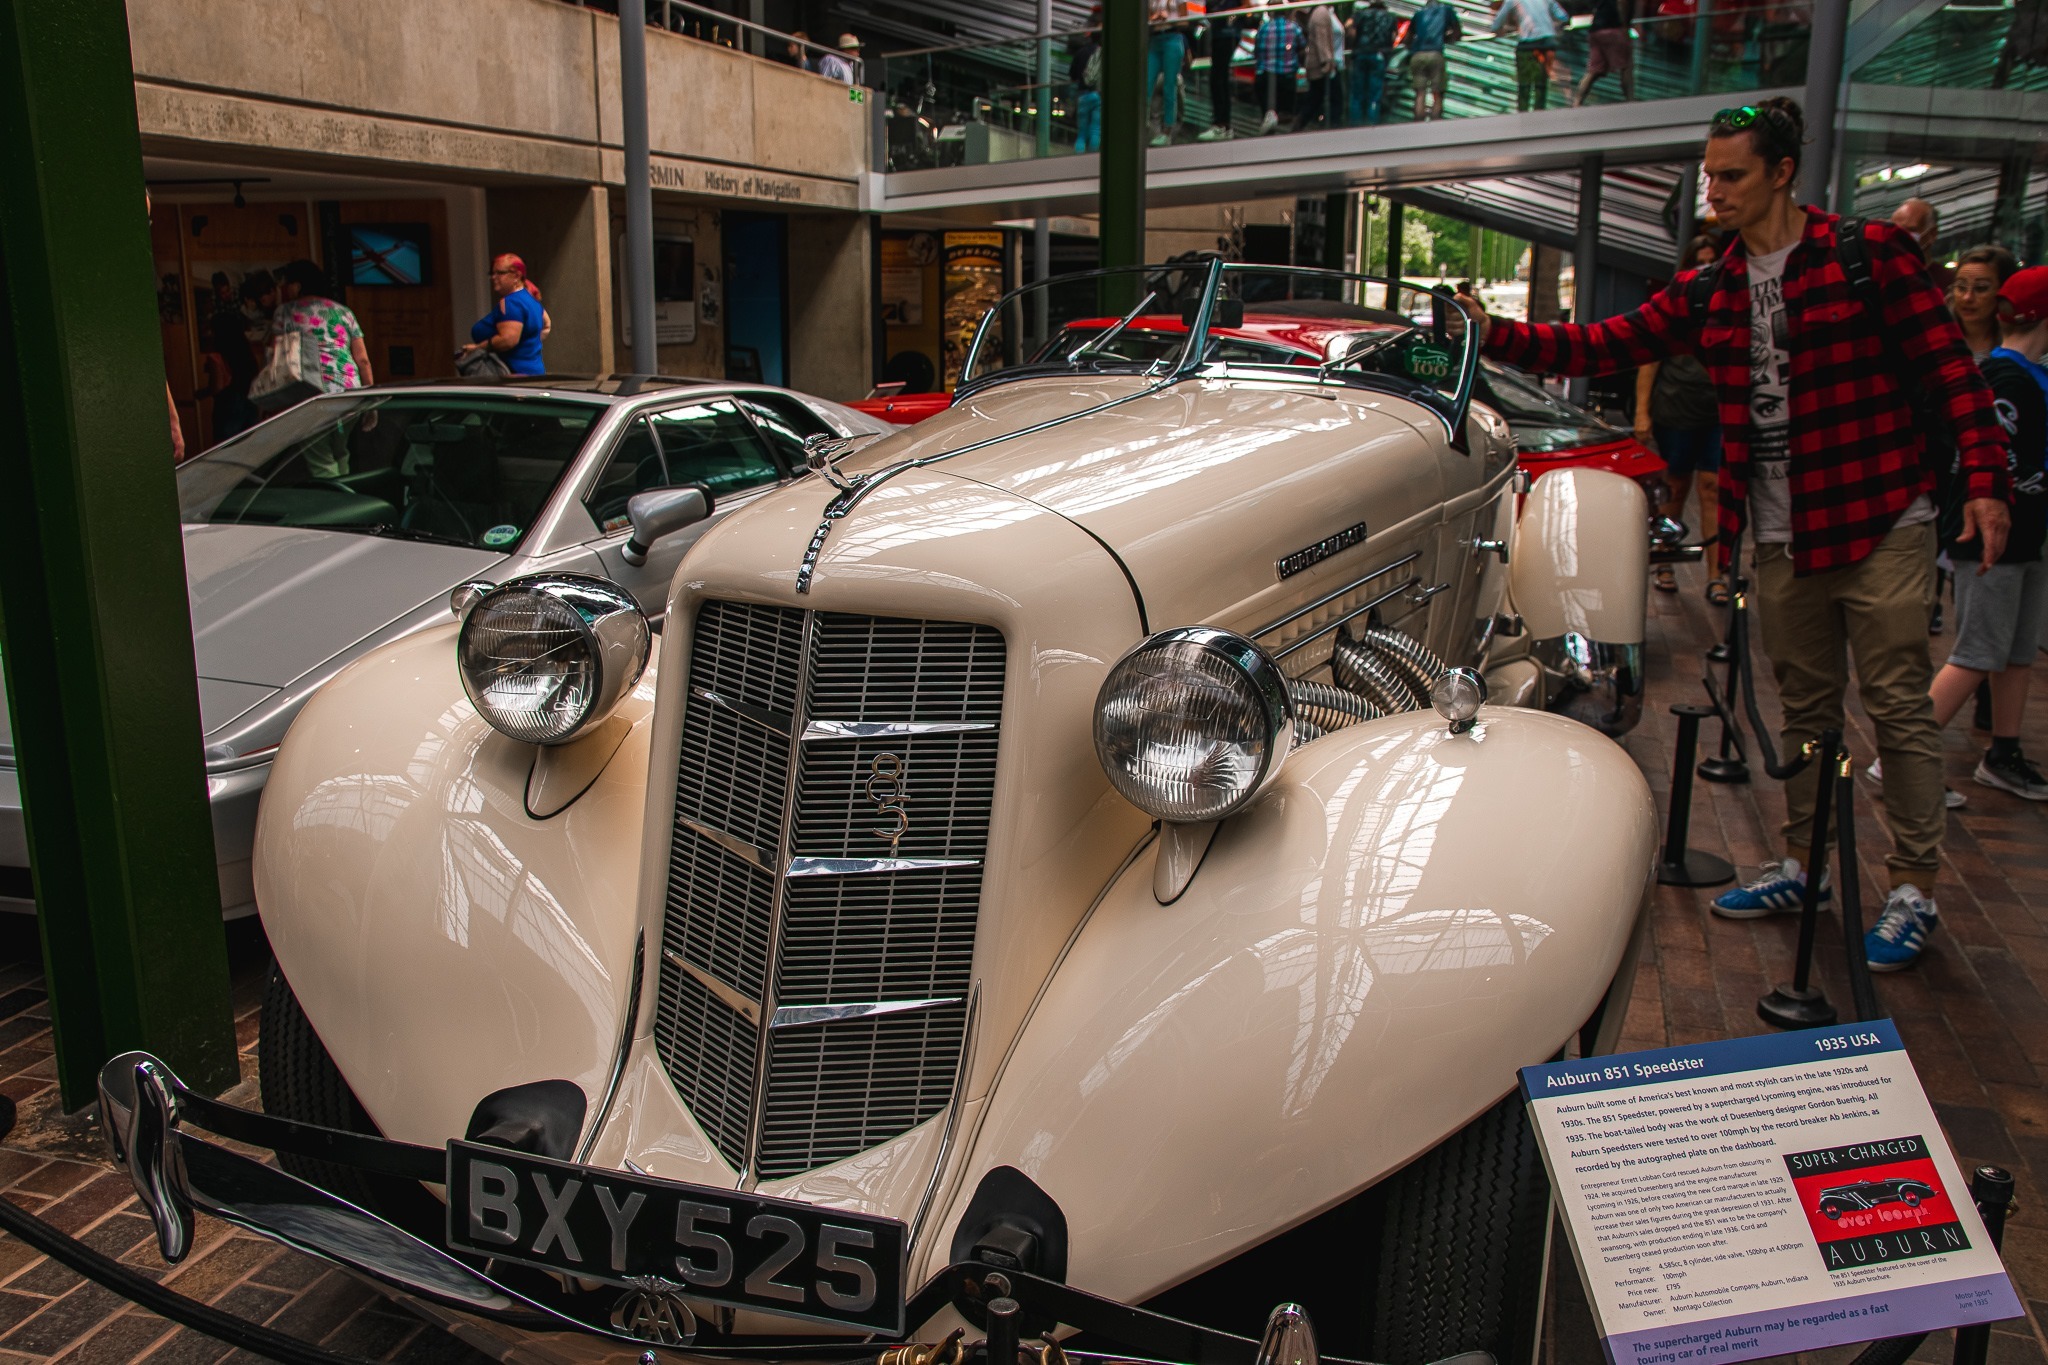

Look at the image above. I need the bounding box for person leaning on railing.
[1456,98,2013,974]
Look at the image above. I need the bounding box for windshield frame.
[176,388,618,556]
[957,260,1479,441]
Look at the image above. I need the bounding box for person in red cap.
[1914,265,2048,800]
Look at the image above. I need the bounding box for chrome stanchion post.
[1834,750,1883,1024]
[1760,729,1841,1029]
[1659,703,1736,886]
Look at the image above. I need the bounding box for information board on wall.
[1522,1022,2021,1365]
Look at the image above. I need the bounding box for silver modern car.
[0,376,886,917]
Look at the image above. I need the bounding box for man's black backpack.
[1683,218,1964,546]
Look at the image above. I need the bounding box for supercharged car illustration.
[1819,1179,1940,1219]
[102,264,1659,1365]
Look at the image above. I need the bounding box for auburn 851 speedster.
[101,264,1658,1365]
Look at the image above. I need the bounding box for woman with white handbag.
[249,260,373,475]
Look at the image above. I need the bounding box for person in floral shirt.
[274,260,373,477]
[274,260,373,393]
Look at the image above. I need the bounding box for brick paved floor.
[1,555,2048,1364]
[0,916,492,1365]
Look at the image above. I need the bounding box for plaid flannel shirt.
[1483,208,2010,576]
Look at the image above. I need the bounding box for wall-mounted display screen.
[348,223,432,286]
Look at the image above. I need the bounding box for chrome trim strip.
[690,685,792,738]
[785,855,980,878]
[1250,551,1422,641]
[677,815,772,871]
[907,982,979,1259]
[768,997,963,1030]
[737,609,817,1189]
[800,719,996,741]
[574,930,644,1163]
[664,949,762,1027]
[1272,576,1425,661]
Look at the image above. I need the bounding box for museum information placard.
[1521,1022,2021,1365]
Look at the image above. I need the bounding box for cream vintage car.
[101,263,1658,1365]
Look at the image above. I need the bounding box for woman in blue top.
[462,254,547,376]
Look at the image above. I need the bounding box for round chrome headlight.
[458,575,650,745]
[1093,627,1294,824]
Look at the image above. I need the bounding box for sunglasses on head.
[1711,103,1791,135]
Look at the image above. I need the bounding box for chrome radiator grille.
[654,601,1005,1180]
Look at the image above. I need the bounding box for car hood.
[183,524,503,695]
[825,374,1448,630]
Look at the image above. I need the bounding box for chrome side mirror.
[621,486,711,567]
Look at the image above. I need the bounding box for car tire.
[259,961,437,1231]
[1370,1091,1551,1365]
[1822,1204,1842,1220]
[1903,1192,1921,1206]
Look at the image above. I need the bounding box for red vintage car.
[853,310,1675,515]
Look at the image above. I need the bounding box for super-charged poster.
[1522,1023,2021,1365]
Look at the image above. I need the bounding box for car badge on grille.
[866,752,910,849]
[610,1276,698,1346]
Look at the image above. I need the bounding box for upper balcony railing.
[875,0,1811,173]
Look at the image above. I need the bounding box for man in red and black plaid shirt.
[1464,97,2010,972]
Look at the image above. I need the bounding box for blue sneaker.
[1711,857,1830,919]
[1866,884,1937,972]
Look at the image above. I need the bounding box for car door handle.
[1405,580,1451,606]
[1468,537,1509,563]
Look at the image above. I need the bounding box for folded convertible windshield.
[177,394,604,552]
[960,262,1475,418]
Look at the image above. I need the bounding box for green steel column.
[0,0,238,1106]
[1099,0,1149,291]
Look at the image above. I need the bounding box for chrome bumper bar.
[97,1052,1406,1365]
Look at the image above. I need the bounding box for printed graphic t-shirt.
[1744,241,1797,544]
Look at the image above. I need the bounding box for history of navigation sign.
[1521,1022,2021,1365]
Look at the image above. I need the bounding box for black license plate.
[446,1140,907,1333]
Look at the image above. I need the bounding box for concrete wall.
[127,0,865,204]
[488,185,615,374]
[788,214,873,401]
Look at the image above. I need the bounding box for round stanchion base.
[1698,756,1751,784]
[1706,642,1731,664]
[1658,848,1735,887]
[1759,984,1838,1030]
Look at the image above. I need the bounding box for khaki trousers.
[1752,521,1942,889]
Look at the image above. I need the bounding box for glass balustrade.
[875,0,1811,172]
[1852,0,2048,90]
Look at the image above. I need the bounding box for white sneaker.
[1862,759,1965,808]
[1150,132,1171,147]
[1259,110,1278,134]
[1197,124,1234,141]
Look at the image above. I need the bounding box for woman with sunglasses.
[1457,96,2013,974]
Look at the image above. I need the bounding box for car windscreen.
[177,393,604,551]
[1477,363,1616,453]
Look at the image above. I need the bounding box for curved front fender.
[254,622,651,1148]
[926,706,1655,1296]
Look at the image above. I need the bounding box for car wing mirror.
[620,485,712,567]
